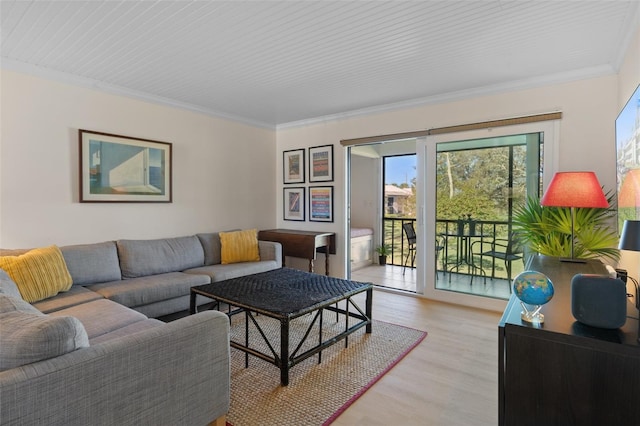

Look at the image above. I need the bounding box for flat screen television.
[616,84,640,231]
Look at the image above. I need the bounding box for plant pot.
[379,255,387,265]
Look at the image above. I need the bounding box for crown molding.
[1,57,617,132]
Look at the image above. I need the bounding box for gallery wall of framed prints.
[282,145,334,222]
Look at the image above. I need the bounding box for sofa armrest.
[259,240,282,267]
[0,311,229,426]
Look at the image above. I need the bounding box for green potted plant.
[375,243,392,265]
[512,192,620,263]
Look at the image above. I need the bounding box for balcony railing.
[381,217,520,280]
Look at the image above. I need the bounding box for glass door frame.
[416,120,560,311]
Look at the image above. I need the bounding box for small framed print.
[283,187,305,221]
[309,186,333,222]
[309,144,333,182]
[283,149,305,184]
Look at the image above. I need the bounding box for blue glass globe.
[513,270,554,306]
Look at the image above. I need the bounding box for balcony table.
[442,232,488,281]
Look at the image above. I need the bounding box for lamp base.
[559,257,587,263]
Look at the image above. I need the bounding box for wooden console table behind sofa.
[258,229,336,275]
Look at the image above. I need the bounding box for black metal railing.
[380,217,416,267]
[381,217,520,279]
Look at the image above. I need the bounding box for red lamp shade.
[541,172,608,208]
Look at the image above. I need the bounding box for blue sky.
[385,155,416,185]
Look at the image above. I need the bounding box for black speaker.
[571,274,627,329]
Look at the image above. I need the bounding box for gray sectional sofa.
[0,232,282,426]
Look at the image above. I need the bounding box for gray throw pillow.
[0,310,89,371]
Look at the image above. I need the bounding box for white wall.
[349,154,378,230]
[0,70,277,247]
[277,75,620,278]
[617,24,640,281]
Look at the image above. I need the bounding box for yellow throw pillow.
[0,246,73,303]
[220,229,261,265]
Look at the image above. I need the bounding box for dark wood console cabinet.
[498,255,640,426]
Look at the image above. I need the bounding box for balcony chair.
[402,222,446,278]
[471,232,524,291]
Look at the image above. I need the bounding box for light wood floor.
[352,264,512,300]
[331,289,501,426]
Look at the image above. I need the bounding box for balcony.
[356,217,524,299]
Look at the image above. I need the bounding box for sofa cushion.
[258,240,282,265]
[184,260,279,282]
[117,236,205,278]
[33,286,104,314]
[197,229,241,265]
[86,272,210,308]
[89,318,165,345]
[0,246,73,303]
[0,293,42,315]
[49,299,147,340]
[0,248,29,256]
[132,295,194,318]
[0,268,22,299]
[0,309,89,371]
[220,229,260,264]
[196,232,223,265]
[61,241,122,285]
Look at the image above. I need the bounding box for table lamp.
[540,171,608,262]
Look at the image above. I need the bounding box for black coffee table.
[189,267,373,385]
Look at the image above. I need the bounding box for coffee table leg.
[366,288,373,333]
[325,250,330,276]
[245,311,249,368]
[189,291,197,314]
[280,319,290,386]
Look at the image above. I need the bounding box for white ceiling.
[1,1,639,129]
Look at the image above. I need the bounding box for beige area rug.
[226,310,427,426]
